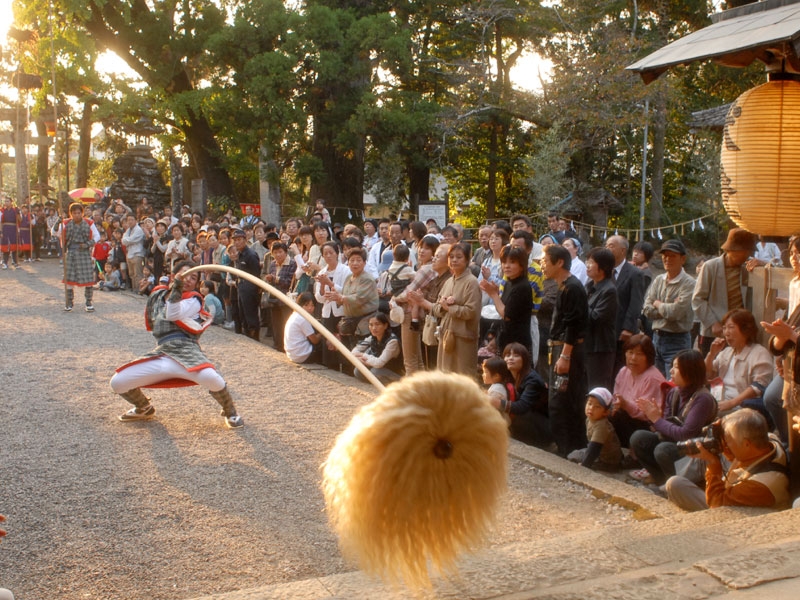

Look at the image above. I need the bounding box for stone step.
[188,442,800,600]
[190,510,800,599]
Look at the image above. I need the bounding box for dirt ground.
[0,261,632,599]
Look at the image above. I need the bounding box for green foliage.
[7,0,784,234]
[524,122,570,208]
[206,195,238,220]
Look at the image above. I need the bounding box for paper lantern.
[720,79,800,236]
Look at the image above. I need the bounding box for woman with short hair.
[314,241,351,370]
[431,242,481,375]
[705,309,773,421]
[480,245,533,354]
[326,247,378,349]
[584,247,618,390]
[610,334,666,447]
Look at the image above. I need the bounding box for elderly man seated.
[665,409,790,511]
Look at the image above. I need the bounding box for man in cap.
[692,228,756,356]
[231,228,263,341]
[62,202,101,312]
[642,239,696,378]
[110,260,244,429]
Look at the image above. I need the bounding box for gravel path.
[0,261,632,599]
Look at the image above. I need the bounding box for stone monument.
[106,145,171,209]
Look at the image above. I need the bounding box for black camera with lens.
[676,420,724,456]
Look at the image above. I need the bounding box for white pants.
[110,356,225,394]
[665,475,708,511]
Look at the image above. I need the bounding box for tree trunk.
[486,118,499,220]
[14,109,30,202]
[650,86,667,227]
[310,120,365,220]
[75,100,93,188]
[35,119,50,199]
[406,157,431,215]
[82,13,236,204]
[182,108,237,204]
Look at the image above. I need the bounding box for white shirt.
[165,238,190,267]
[284,312,315,363]
[613,262,624,281]
[122,224,146,258]
[789,276,800,314]
[366,238,390,279]
[314,263,351,318]
[570,257,588,285]
[363,232,379,252]
[754,241,782,266]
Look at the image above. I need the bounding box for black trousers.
[548,342,588,456]
[270,304,291,352]
[237,284,260,332]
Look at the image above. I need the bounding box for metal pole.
[639,99,649,240]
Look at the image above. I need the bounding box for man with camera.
[665,409,790,511]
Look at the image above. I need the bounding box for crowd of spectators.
[4,191,800,514]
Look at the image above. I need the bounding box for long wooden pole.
[182,264,387,393]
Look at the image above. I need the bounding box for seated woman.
[325,247,379,349]
[610,334,666,447]
[352,312,403,385]
[705,309,773,424]
[630,349,717,485]
[491,342,552,448]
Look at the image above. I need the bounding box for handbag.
[293,272,312,294]
[389,302,405,326]
[338,316,360,336]
[422,314,438,346]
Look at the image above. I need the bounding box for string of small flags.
[492,211,713,242]
[580,213,709,242]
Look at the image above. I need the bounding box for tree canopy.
[1,0,767,234]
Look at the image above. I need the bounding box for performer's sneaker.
[1,263,6,270]
[224,414,244,429]
[119,405,155,421]
[64,305,73,312]
[85,303,95,312]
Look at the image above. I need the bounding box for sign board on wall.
[418,203,448,228]
[240,203,262,217]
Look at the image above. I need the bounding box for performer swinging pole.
[182,264,387,392]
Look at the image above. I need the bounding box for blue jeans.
[654,331,691,379]
[764,375,787,443]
